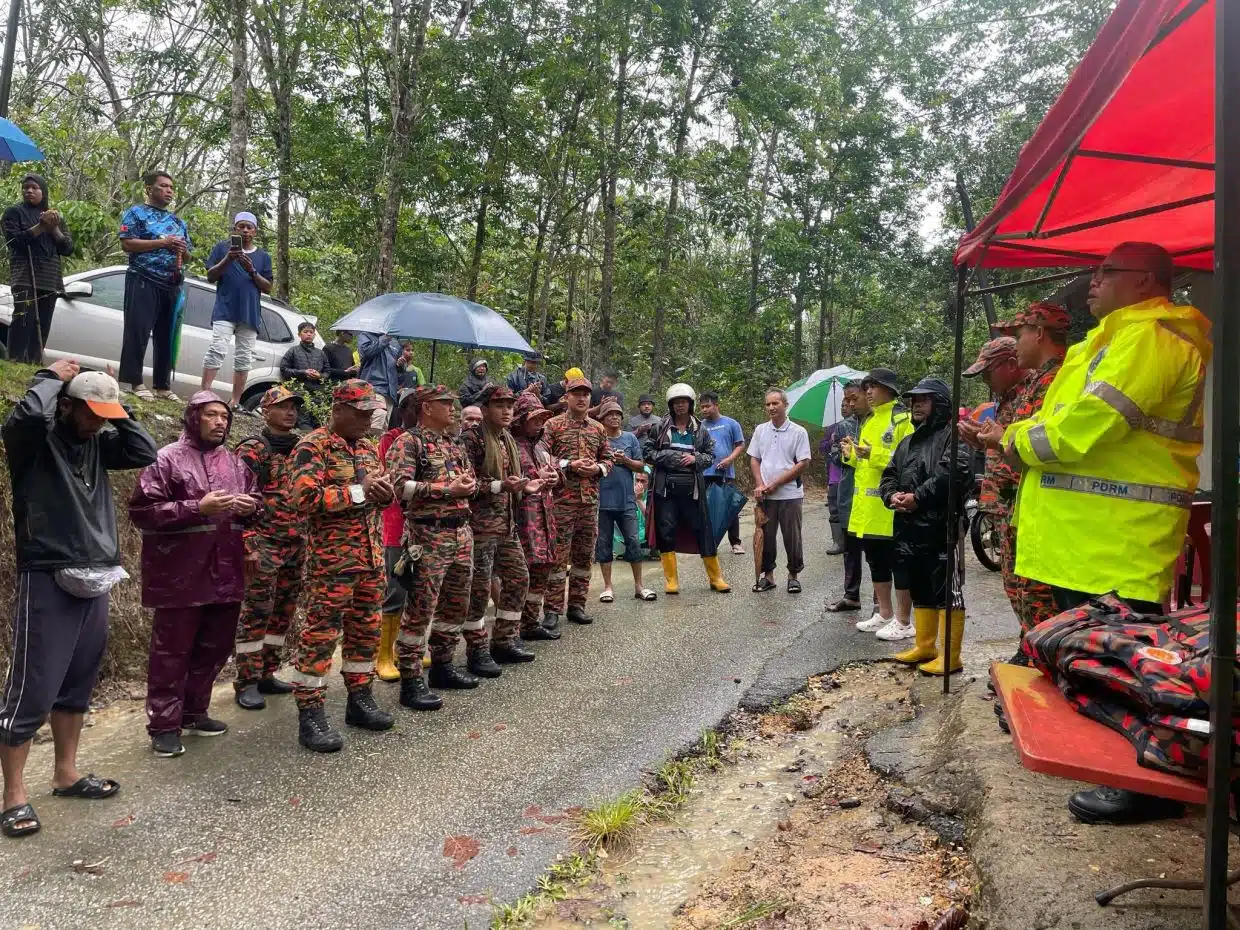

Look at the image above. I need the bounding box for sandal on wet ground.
[152,389,183,403]
[599,590,614,603]
[51,774,120,800]
[634,588,657,601]
[126,385,156,401]
[752,577,777,592]
[826,598,861,612]
[787,579,802,594]
[1,803,39,838]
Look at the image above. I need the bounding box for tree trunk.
[792,271,805,381]
[376,0,434,295]
[274,91,292,301]
[598,26,629,371]
[650,42,700,394]
[524,190,549,341]
[225,0,249,220]
[466,189,489,301]
[748,126,779,317]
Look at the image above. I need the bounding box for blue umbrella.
[0,118,44,162]
[332,292,533,381]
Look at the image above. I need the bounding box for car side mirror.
[62,280,93,300]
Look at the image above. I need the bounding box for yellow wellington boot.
[661,552,680,594]
[423,650,432,668]
[702,556,731,593]
[893,607,939,665]
[918,610,965,676]
[375,612,401,682]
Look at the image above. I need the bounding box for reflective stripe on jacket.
[843,400,912,539]
[1004,296,1211,603]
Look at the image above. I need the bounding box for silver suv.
[0,264,320,405]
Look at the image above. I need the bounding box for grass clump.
[573,790,646,853]
[718,898,792,927]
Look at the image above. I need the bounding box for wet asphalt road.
[0,504,1015,930]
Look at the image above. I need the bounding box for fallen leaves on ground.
[111,813,135,828]
[443,835,481,869]
[162,871,190,884]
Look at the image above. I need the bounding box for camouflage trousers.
[397,522,473,674]
[465,531,529,650]
[522,561,554,633]
[1002,519,1057,636]
[291,568,383,708]
[235,536,304,684]
[546,498,598,614]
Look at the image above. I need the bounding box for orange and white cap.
[66,371,128,419]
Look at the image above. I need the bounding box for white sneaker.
[875,617,915,641]
[855,612,890,632]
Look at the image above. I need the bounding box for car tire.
[240,385,270,412]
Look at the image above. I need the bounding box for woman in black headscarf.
[2,174,73,363]
[458,357,490,407]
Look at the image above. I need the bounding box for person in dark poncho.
[2,174,73,364]
[458,358,490,407]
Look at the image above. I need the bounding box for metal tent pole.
[1205,0,1240,925]
[430,340,438,382]
[944,264,968,696]
[955,173,997,327]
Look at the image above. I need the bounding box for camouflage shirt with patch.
[236,434,305,545]
[460,423,518,537]
[385,426,474,523]
[543,413,614,505]
[979,383,1024,516]
[289,427,384,574]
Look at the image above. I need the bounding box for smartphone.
[230,234,243,249]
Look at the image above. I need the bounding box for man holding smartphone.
[202,212,273,408]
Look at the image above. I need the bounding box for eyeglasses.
[1092,265,1149,279]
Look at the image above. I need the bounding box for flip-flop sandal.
[129,386,156,401]
[752,578,777,592]
[153,390,183,403]
[599,591,615,603]
[826,599,861,612]
[51,774,120,800]
[787,579,802,594]
[634,588,658,601]
[1,803,39,838]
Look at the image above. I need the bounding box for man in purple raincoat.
[129,392,260,758]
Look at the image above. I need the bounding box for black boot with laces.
[298,706,344,753]
[345,686,394,731]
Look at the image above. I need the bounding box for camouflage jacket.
[514,433,556,564]
[236,431,304,546]
[1013,354,1064,422]
[979,384,1024,515]
[289,426,383,574]
[543,413,614,505]
[460,423,518,537]
[385,426,474,524]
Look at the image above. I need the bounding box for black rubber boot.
[298,706,344,753]
[429,661,480,690]
[542,611,562,632]
[1067,787,1185,825]
[234,682,266,711]
[492,641,536,664]
[257,675,295,695]
[344,686,394,731]
[399,675,444,711]
[566,605,593,625]
[467,648,503,678]
[521,625,561,642]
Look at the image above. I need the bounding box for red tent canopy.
[954,0,1214,270]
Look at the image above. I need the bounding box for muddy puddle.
[532,665,973,929]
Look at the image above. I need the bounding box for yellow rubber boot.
[661,553,680,594]
[893,607,939,665]
[375,612,401,682]
[702,556,731,593]
[919,610,965,676]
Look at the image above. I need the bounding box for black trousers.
[843,532,863,601]
[705,476,741,545]
[120,272,178,390]
[1050,586,1162,616]
[655,487,716,558]
[8,288,57,364]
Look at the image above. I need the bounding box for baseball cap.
[479,383,515,405]
[565,376,593,393]
[332,378,385,411]
[564,367,585,380]
[963,337,1018,377]
[416,384,459,403]
[66,371,128,419]
[996,301,1071,334]
[598,400,624,419]
[260,384,304,409]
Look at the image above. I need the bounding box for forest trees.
[4,0,1111,416]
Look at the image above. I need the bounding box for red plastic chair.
[1171,501,1213,610]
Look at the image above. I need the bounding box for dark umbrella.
[331,292,533,380]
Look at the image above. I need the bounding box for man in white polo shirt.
[748,389,811,593]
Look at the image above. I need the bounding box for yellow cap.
[565,367,584,380]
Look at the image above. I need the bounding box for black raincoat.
[642,399,717,556]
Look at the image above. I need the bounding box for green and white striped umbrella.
[784,365,867,428]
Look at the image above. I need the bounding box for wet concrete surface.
[0,504,1018,930]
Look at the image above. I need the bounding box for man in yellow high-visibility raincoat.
[993,241,1211,828]
[843,368,914,640]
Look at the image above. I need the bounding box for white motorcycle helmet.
[666,382,697,414]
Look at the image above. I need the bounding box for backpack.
[1024,596,1239,780]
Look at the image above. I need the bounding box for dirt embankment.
[0,360,264,693]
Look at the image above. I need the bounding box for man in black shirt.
[323,330,358,382]
[590,370,624,410]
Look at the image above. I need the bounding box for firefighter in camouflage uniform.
[288,379,395,753]
[543,376,614,628]
[385,384,479,710]
[233,385,305,710]
[974,302,1070,652]
[457,384,540,677]
[512,388,561,640]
